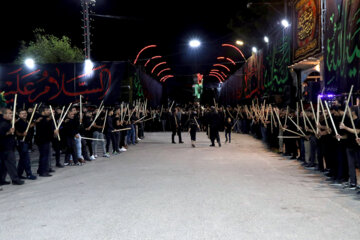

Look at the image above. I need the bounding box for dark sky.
[1,0,257,82]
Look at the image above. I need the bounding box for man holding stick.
[0,108,24,185]
[15,109,37,180]
[339,106,360,190]
[35,106,59,177]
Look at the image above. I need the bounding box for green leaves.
[15,29,83,64]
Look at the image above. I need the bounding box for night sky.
[1,0,263,82]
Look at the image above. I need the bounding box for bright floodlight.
[84,59,94,74]
[189,39,201,48]
[264,36,269,43]
[24,58,35,69]
[252,47,257,53]
[281,19,290,28]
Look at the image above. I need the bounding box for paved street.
[1,132,360,240]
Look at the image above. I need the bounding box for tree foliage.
[227,1,284,46]
[15,29,83,64]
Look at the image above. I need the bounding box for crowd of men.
[0,102,147,190]
[1,97,360,195]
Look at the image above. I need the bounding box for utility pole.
[81,0,96,60]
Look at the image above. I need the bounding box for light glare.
[85,59,94,74]
[281,19,290,28]
[25,58,35,69]
[189,39,201,48]
[264,36,269,43]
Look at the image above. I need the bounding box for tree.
[227,1,284,47]
[15,29,83,64]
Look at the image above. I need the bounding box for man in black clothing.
[0,108,24,185]
[208,107,221,147]
[62,111,84,165]
[339,107,360,190]
[15,110,37,180]
[104,109,117,155]
[35,106,59,176]
[170,109,183,144]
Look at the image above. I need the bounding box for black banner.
[0,62,132,106]
[292,0,322,63]
[324,0,360,93]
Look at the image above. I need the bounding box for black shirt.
[15,118,27,141]
[0,117,16,151]
[35,116,55,144]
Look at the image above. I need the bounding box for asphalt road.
[1,132,360,240]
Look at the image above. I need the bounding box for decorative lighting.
[133,45,157,64]
[24,58,35,69]
[189,39,201,48]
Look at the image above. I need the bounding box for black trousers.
[17,141,33,177]
[51,139,61,165]
[64,137,77,164]
[105,132,116,153]
[120,131,126,148]
[345,147,360,185]
[37,142,51,174]
[171,127,182,142]
[210,127,220,145]
[0,150,20,182]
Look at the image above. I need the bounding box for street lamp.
[189,39,201,48]
[281,19,290,28]
[252,47,257,53]
[24,58,35,69]
[84,59,94,74]
[264,36,269,43]
[236,40,244,46]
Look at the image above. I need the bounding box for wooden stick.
[310,101,317,122]
[304,112,316,133]
[274,108,283,128]
[89,105,104,128]
[169,101,175,112]
[112,128,131,132]
[341,85,354,124]
[283,127,306,137]
[134,115,146,124]
[319,98,329,128]
[120,103,124,122]
[12,94,17,130]
[324,100,339,139]
[80,95,83,124]
[287,116,306,136]
[300,100,307,129]
[160,105,163,117]
[296,102,299,126]
[141,117,155,122]
[59,106,65,124]
[49,105,61,141]
[81,137,105,141]
[347,106,359,139]
[284,106,289,126]
[316,96,320,134]
[277,136,301,139]
[49,105,58,129]
[58,103,72,129]
[102,109,108,133]
[22,104,37,141]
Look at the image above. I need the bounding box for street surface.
[1,132,360,240]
